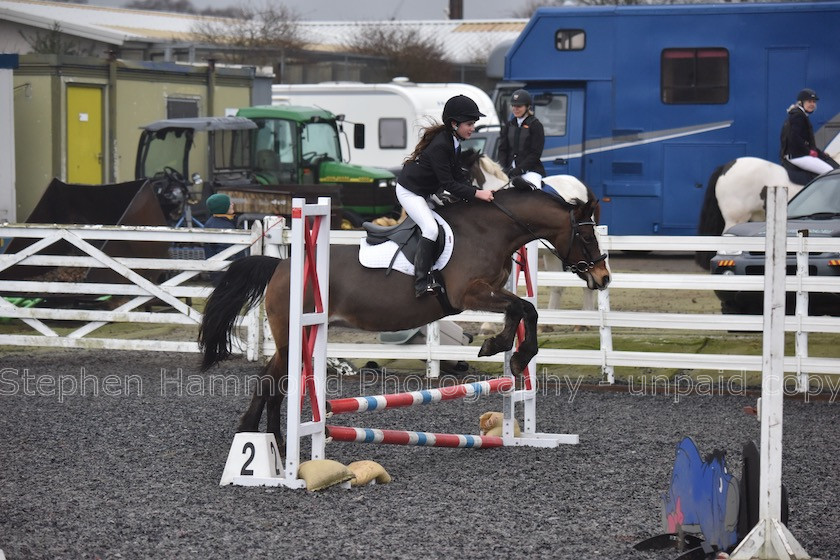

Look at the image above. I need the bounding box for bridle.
[491,195,608,273]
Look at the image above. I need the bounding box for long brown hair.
[405,123,451,163]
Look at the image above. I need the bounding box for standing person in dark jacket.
[397,94,496,298]
[497,89,546,178]
[780,88,837,176]
[203,193,238,286]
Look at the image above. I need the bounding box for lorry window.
[302,122,341,161]
[534,95,568,137]
[661,48,729,104]
[379,118,407,149]
[555,29,585,51]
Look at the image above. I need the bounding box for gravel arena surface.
[0,350,837,559]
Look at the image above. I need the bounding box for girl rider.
[397,94,496,297]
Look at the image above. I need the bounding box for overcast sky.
[90,0,534,20]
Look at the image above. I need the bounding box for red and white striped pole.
[327,426,504,448]
[327,377,513,415]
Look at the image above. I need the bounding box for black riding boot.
[414,237,441,298]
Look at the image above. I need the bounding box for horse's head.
[534,175,610,290]
[466,152,510,192]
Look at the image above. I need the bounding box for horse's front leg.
[477,297,523,357]
[509,299,538,376]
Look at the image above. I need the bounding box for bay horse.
[198,180,611,446]
[695,153,840,269]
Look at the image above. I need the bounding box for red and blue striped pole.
[327,426,504,448]
[326,377,513,416]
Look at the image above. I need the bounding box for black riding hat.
[511,89,532,107]
[442,95,485,124]
[797,88,819,102]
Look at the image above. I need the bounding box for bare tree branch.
[344,26,452,82]
[19,22,96,55]
[190,1,304,65]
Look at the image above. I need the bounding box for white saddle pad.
[358,212,455,277]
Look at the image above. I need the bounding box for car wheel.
[720,300,748,315]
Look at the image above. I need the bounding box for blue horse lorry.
[498,1,840,236]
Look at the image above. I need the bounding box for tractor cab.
[135,116,257,225]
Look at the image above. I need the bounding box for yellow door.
[66,85,103,183]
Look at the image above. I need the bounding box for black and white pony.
[695,152,839,269]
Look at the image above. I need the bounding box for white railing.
[2,222,839,391]
[319,230,840,389]
[0,221,269,358]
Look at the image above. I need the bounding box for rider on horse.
[780,88,839,178]
[397,94,496,298]
[497,89,547,178]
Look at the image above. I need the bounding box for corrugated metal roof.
[0,0,220,43]
[0,0,526,62]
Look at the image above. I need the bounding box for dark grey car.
[461,124,501,161]
[710,168,840,314]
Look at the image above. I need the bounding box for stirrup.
[415,282,438,298]
[415,275,441,298]
[415,286,436,298]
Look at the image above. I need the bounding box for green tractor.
[135,108,398,229]
[237,105,399,228]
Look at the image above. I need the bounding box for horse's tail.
[198,255,281,371]
[694,162,728,269]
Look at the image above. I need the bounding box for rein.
[490,196,607,273]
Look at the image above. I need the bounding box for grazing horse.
[695,153,839,269]
[198,180,611,446]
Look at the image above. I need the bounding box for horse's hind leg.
[264,348,289,450]
[237,355,277,432]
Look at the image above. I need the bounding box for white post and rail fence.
[1,215,839,390]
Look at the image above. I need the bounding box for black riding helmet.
[797,88,819,102]
[510,89,532,107]
[442,94,485,125]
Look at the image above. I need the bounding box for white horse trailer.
[271,79,500,174]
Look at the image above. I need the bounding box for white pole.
[0,66,16,223]
[794,230,809,393]
[595,225,614,384]
[425,320,440,379]
[310,197,332,461]
[283,199,307,483]
[730,185,810,560]
[523,240,539,434]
